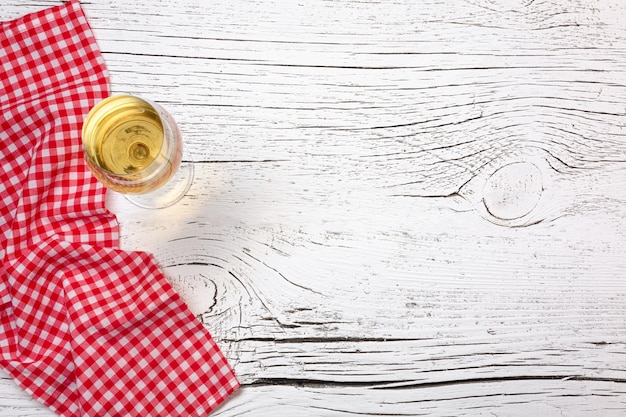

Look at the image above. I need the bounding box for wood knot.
[482,161,543,226]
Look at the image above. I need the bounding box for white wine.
[95,105,163,174]
[82,95,182,194]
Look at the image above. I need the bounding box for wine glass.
[82,95,194,209]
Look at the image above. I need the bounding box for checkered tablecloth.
[0,1,240,416]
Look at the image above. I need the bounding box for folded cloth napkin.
[1,1,240,416]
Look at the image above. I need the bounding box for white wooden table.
[3,1,626,415]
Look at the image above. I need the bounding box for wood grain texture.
[2,0,626,415]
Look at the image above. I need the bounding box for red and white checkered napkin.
[0,1,240,416]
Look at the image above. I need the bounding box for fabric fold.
[1,2,240,416]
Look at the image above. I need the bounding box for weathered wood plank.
[3,374,626,416]
[3,0,626,415]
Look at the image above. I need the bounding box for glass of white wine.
[82,95,194,209]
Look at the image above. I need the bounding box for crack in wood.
[225,336,435,344]
[164,261,224,268]
[248,375,626,390]
[195,159,289,164]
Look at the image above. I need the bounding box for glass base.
[125,162,194,209]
